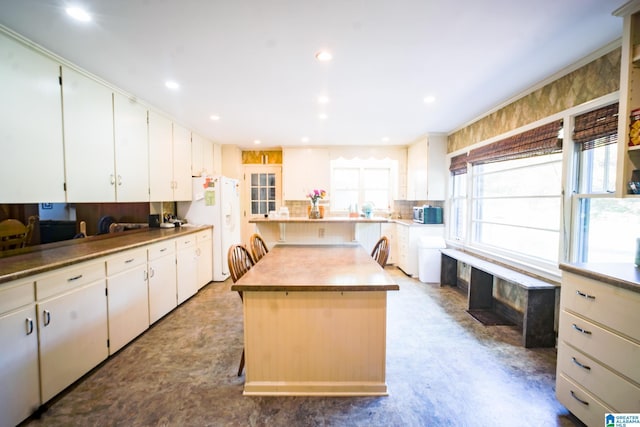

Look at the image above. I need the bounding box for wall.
[448,47,621,153]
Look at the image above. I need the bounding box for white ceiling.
[0,0,626,149]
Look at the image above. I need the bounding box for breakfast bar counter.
[231,244,399,396]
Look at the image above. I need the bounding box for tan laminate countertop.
[231,244,399,292]
[0,225,212,284]
[559,262,640,293]
[249,216,389,223]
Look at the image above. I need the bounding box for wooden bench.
[440,248,558,348]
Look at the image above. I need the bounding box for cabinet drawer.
[36,261,105,300]
[562,271,640,342]
[176,235,196,249]
[557,341,640,412]
[556,373,612,427]
[196,229,211,242]
[106,248,147,276]
[148,241,176,260]
[560,310,640,384]
[0,279,35,315]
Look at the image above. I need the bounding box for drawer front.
[556,373,612,427]
[176,235,196,250]
[106,248,147,276]
[36,261,105,300]
[557,341,640,412]
[0,279,35,314]
[562,271,640,342]
[560,310,640,384]
[196,229,211,242]
[148,241,176,260]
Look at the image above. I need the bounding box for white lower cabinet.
[0,280,39,427]
[148,241,177,324]
[176,235,198,304]
[36,261,108,403]
[395,223,444,277]
[106,248,149,354]
[196,229,213,288]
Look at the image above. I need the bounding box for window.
[449,166,467,241]
[472,153,563,263]
[330,158,397,212]
[249,172,277,215]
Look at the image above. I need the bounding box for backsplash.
[283,199,444,220]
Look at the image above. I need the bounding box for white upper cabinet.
[191,132,216,177]
[61,66,115,202]
[113,93,149,202]
[283,148,330,200]
[172,123,192,201]
[0,32,66,203]
[406,134,446,200]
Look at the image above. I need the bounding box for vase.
[308,200,321,219]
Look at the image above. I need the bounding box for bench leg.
[523,289,555,348]
[468,267,493,310]
[440,253,457,287]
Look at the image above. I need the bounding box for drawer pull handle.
[68,274,83,282]
[149,267,155,278]
[184,240,191,245]
[575,290,595,300]
[26,318,34,335]
[570,390,589,406]
[572,323,592,335]
[160,248,167,252]
[571,357,591,371]
[125,258,135,263]
[43,310,51,326]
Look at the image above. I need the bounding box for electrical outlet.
[318,228,325,238]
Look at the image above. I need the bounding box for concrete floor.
[23,267,583,427]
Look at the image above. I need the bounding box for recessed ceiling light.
[317,95,330,104]
[301,137,310,143]
[315,50,332,61]
[165,81,180,90]
[382,137,390,142]
[318,113,328,120]
[66,6,91,22]
[210,115,220,121]
[423,95,436,104]
[254,139,261,145]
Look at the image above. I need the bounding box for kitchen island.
[231,244,399,396]
[250,216,389,253]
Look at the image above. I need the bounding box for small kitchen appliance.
[413,205,443,224]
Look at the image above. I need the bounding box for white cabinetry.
[381,222,397,265]
[105,248,149,354]
[61,66,116,202]
[147,241,177,324]
[149,111,192,201]
[36,261,108,403]
[556,271,640,426]
[113,92,149,202]
[395,222,444,277]
[176,235,198,304]
[283,148,330,200]
[0,279,40,427]
[192,132,215,177]
[0,32,66,203]
[196,229,213,288]
[406,134,446,201]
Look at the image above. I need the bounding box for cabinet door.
[148,110,174,201]
[202,139,215,176]
[61,66,116,202]
[0,305,40,427]
[148,253,177,324]
[173,123,192,201]
[113,93,149,202]
[196,230,213,288]
[176,238,198,304]
[381,222,397,264]
[38,280,108,403]
[106,264,149,354]
[0,33,66,203]
[407,140,428,200]
[191,131,204,177]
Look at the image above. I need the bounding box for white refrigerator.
[177,176,241,281]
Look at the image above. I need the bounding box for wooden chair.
[227,244,255,376]
[249,233,269,262]
[371,236,390,267]
[0,219,31,251]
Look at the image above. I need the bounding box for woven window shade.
[468,120,563,165]
[449,153,468,175]
[573,103,618,151]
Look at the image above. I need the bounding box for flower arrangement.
[307,189,327,205]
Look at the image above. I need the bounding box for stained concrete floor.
[22,267,584,427]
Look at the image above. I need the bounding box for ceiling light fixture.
[382,137,390,142]
[318,113,328,120]
[165,81,180,90]
[317,95,330,104]
[315,50,332,62]
[254,139,261,145]
[66,6,92,22]
[423,95,436,104]
[301,137,310,143]
[210,115,220,121]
